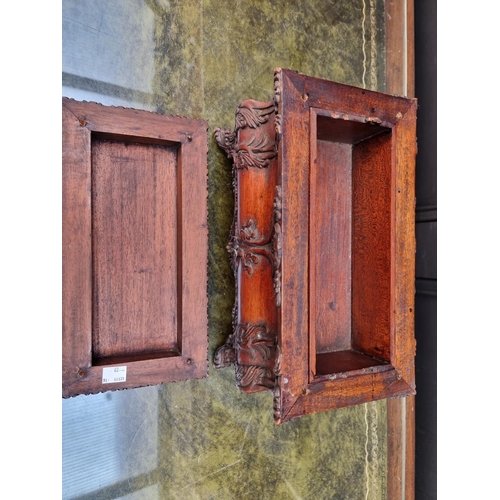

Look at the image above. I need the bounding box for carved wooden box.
[214,69,417,423]
[63,98,208,397]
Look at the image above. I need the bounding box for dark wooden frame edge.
[62,98,208,398]
[386,0,416,498]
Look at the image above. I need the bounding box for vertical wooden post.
[386,1,415,498]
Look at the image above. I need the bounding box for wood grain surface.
[215,67,417,426]
[275,68,417,423]
[62,98,208,397]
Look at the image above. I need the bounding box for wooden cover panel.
[62,98,208,397]
[92,139,179,360]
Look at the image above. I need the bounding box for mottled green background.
[62,1,388,498]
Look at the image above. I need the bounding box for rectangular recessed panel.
[92,138,179,361]
[310,140,352,354]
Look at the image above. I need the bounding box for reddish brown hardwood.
[310,140,352,357]
[215,69,417,423]
[92,140,179,360]
[213,99,280,393]
[351,131,392,361]
[62,98,208,397]
[386,0,415,97]
[385,3,417,494]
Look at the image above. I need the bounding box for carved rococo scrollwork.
[273,185,282,307]
[272,344,283,422]
[274,68,283,140]
[214,93,282,399]
[227,218,266,275]
[227,205,281,289]
[214,323,277,392]
[214,100,277,170]
[235,323,277,391]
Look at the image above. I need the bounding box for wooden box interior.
[213,69,416,422]
[312,114,393,379]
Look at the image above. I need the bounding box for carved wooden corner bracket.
[214,100,276,170]
[214,71,283,418]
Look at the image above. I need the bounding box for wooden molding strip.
[386,0,415,498]
[386,0,414,98]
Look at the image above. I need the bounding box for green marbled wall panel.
[62,1,388,498]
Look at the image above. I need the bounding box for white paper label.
[102,366,127,384]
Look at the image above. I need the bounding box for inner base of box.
[92,349,181,367]
[315,350,390,378]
